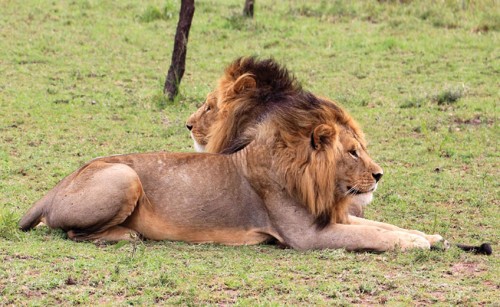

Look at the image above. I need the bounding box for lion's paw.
[425,234,446,246]
[396,232,431,251]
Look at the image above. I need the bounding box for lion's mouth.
[346,186,376,195]
[346,187,365,195]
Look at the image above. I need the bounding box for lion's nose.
[186,124,193,131]
[372,172,383,182]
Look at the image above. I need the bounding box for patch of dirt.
[482,280,499,290]
[354,293,391,306]
[160,111,171,127]
[20,286,46,299]
[449,262,485,276]
[65,277,77,285]
[472,25,492,33]
[453,116,494,126]
[3,254,36,261]
[427,290,446,302]
[99,295,126,305]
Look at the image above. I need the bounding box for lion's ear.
[310,124,337,151]
[231,74,256,95]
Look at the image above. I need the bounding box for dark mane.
[215,57,318,154]
[225,56,302,104]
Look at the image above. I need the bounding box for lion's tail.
[19,200,45,231]
[18,190,54,231]
[19,175,67,231]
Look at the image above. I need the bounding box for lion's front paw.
[425,234,446,246]
[425,234,450,250]
[409,231,449,249]
[396,232,431,251]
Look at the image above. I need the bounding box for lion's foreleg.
[347,216,444,246]
[263,195,432,252]
[315,224,432,252]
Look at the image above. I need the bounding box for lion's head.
[249,96,383,227]
[186,92,218,152]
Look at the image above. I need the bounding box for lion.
[19,66,444,252]
[186,57,367,217]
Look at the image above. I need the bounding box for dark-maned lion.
[19,63,444,252]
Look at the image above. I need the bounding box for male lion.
[19,70,444,252]
[186,57,367,216]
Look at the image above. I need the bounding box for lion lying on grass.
[187,57,367,217]
[19,61,444,252]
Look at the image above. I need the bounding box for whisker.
[345,183,360,196]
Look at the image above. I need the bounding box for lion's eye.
[205,105,211,112]
[349,150,358,159]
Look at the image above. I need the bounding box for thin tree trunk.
[164,0,195,101]
[243,0,254,17]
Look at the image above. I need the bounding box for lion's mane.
[207,57,302,153]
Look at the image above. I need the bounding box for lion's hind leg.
[45,161,144,242]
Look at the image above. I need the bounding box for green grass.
[1,0,499,304]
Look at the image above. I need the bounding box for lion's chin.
[350,192,374,207]
[191,136,206,153]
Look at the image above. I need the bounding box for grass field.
[1,0,499,305]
